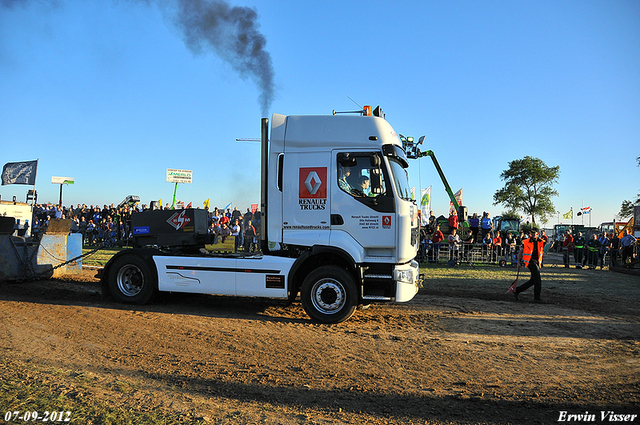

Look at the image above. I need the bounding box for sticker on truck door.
[350,215,391,229]
[299,167,327,210]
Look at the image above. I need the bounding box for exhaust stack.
[260,117,269,253]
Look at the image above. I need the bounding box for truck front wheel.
[301,266,357,324]
[108,255,156,304]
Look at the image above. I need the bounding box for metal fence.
[418,241,639,269]
[418,242,519,266]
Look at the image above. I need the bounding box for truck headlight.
[394,268,415,284]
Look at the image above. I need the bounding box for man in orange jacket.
[508,228,546,303]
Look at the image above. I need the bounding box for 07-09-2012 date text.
[3,411,71,422]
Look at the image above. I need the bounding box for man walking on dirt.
[508,228,546,303]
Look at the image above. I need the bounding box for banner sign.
[51,176,74,185]
[166,169,193,184]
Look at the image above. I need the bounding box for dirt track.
[0,263,639,424]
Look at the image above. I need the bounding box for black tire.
[108,255,156,304]
[301,266,358,324]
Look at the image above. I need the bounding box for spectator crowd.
[419,210,524,265]
[30,203,261,253]
[419,210,637,268]
[552,228,637,269]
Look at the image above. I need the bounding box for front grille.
[411,226,420,246]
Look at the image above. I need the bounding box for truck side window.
[338,154,386,198]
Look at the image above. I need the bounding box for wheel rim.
[116,264,144,297]
[311,278,346,315]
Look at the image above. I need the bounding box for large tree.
[493,156,560,225]
[617,155,640,220]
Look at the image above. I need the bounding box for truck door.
[330,152,396,261]
[281,151,331,247]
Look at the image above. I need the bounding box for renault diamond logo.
[304,171,322,195]
[299,167,327,199]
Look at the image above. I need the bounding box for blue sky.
[1,0,638,227]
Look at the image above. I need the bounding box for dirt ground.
[1,255,639,424]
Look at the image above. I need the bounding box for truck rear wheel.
[108,255,156,304]
[301,266,357,324]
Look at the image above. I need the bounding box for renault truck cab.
[102,106,421,324]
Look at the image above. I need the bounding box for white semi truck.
[100,107,422,323]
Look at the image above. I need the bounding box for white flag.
[420,186,432,226]
[449,188,463,215]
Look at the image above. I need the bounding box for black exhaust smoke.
[2,0,275,116]
[171,0,274,116]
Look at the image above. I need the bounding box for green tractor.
[493,215,521,237]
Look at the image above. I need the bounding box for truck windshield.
[388,158,412,201]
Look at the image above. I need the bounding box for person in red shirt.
[540,230,549,267]
[448,211,458,235]
[493,231,503,261]
[540,230,549,244]
[431,224,445,264]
